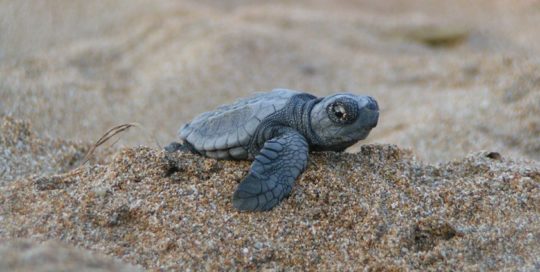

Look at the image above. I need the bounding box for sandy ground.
[1,0,540,270]
[0,239,143,271]
[1,119,539,270]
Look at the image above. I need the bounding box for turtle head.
[310,93,379,151]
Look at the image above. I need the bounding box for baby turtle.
[166,89,379,211]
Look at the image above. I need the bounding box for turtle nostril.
[365,97,379,111]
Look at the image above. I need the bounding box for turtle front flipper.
[233,129,308,211]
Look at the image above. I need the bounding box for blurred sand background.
[1,0,539,163]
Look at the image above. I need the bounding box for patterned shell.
[179,89,300,158]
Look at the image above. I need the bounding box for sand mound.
[1,120,538,270]
[0,239,143,272]
[0,116,90,185]
[0,116,117,186]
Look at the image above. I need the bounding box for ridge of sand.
[0,239,143,272]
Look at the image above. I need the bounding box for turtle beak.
[358,96,379,129]
[368,115,378,128]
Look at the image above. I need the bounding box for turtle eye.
[326,98,359,125]
[333,105,347,120]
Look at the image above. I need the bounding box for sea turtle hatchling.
[166,89,379,211]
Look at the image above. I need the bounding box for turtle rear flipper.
[164,141,200,154]
[232,129,308,211]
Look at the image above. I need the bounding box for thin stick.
[73,122,164,170]
[77,123,137,168]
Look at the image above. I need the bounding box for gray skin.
[166,89,379,211]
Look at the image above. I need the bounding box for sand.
[0,239,143,272]
[1,0,540,270]
[1,117,540,270]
